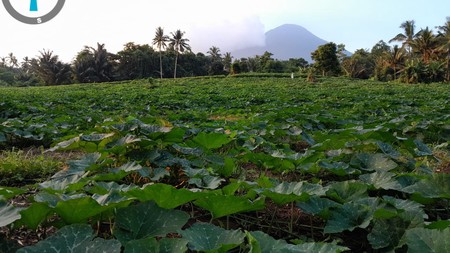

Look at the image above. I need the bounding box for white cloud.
[188,16,266,53]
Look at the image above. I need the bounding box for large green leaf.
[297,196,340,217]
[192,132,231,149]
[54,197,106,224]
[39,153,101,191]
[249,231,348,253]
[413,139,433,156]
[405,228,450,253]
[377,141,401,159]
[382,196,427,222]
[324,198,378,233]
[402,174,450,199]
[188,175,225,190]
[285,242,349,253]
[350,153,397,172]
[425,220,450,230]
[125,183,202,209]
[180,223,245,252]
[124,237,189,253]
[367,216,415,250]
[326,181,368,203]
[318,161,357,176]
[47,136,80,152]
[18,202,52,229]
[124,238,159,253]
[80,132,115,142]
[262,181,327,205]
[17,224,121,253]
[92,192,132,206]
[159,238,189,253]
[194,195,265,219]
[360,171,402,190]
[0,187,26,200]
[113,201,189,243]
[248,231,288,253]
[0,202,22,227]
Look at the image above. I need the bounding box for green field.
[1,77,450,252]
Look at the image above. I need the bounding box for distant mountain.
[232,24,329,62]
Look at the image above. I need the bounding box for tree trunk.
[447,52,450,82]
[159,50,163,79]
[174,52,178,79]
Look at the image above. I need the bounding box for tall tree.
[91,43,114,82]
[437,17,450,81]
[31,50,71,86]
[7,53,18,69]
[116,42,159,80]
[207,46,222,62]
[152,27,169,79]
[384,45,406,80]
[389,20,418,58]
[311,42,341,76]
[410,27,439,63]
[72,43,114,83]
[169,30,191,78]
[341,49,374,79]
[223,52,232,73]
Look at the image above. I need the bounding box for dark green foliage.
[1,77,450,252]
[311,42,341,76]
[31,50,72,86]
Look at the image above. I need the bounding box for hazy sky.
[1,0,449,62]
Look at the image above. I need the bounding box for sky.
[1,0,449,63]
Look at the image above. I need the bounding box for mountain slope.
[232,24,329,62]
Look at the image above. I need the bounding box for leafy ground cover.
[1,76,450,252]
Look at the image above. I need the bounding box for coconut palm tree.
[384,45,406,80]
[7,53,18,69]
[223,52,233,72]
[207,46,222,62]
[389,20,418,58]
[169,30,190,78]
[410,27,439,64]
[437,17,450,81]
[152,27,169,79]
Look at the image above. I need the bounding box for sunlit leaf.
[0,202,22,227]
[350,153,397,172]
[0,187,26,201]
[193,132,231,149]
[180,223,245,252]
[360,171,402,190]
[326,181,368,203]
[18,203,52,230]
[194,195,265,219]
[126,183,202,209]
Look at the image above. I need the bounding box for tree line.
[312,18,450,83]
[1,18,450,86]
[0,27,307,86]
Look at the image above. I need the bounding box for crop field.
[1,77,450,252]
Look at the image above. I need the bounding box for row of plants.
[1,77,450,252]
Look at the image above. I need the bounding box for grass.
[0,148,63,186]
